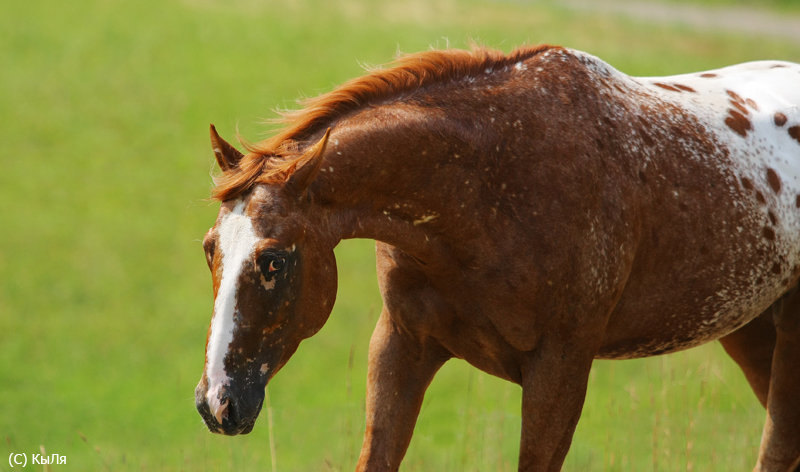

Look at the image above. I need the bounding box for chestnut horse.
[194,45,800,471]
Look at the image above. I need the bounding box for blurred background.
[2,0,799,470]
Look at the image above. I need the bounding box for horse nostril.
[213,397,230,424]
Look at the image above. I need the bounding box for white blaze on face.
[205,199,260,412]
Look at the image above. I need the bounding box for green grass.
[2,0,799,470]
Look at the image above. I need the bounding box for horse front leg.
[518,335,598,472]
[356,308,450,472]
[756,290,800,472]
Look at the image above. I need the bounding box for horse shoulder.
[375,243,454,337]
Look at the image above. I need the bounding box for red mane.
[212,45,555,201]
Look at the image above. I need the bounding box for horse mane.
[211,44,556,201]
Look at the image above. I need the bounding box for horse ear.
[286,128,331,198]
[209,124,244,172]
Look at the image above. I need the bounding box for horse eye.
[268,257,285,272]
[259,254,286,274]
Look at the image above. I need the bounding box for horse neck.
[307,106,475,265]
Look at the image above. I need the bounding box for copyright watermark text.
[8,452,67,468]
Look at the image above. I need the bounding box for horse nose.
[213,396,230,424]
[195,380,262,435]
[195,382,235,433]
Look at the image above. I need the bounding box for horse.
[194,44,800,471]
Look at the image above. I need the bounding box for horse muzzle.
[195,380,264,435]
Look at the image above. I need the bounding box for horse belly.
[597,173,800,359]
[597,279,785,360]
[597,194,799,360]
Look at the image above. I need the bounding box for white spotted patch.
[565,49,800,352]
[572,49,800,251]
[204,199,260,410]
[634,58,800,260]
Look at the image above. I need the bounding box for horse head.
[195,127,337,435]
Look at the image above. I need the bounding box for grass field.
[3,0,800,470]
